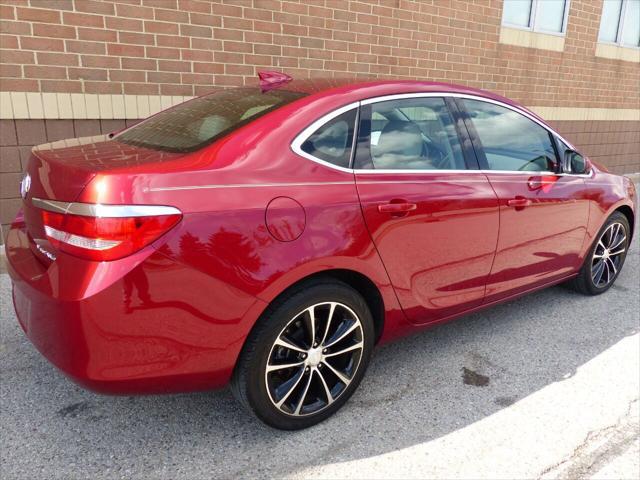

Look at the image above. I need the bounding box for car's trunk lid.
[21,135,184,264]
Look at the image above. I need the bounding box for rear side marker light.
[33,198,181,261]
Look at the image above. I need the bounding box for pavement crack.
[538,398,639,479]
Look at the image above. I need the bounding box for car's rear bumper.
[6,220,266,394]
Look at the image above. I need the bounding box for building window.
[598,0,640,48]
[502,0,570,35]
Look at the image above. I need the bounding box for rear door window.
[116,88,307,153]
[355,97,467,170]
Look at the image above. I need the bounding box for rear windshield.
[116,88,307,153]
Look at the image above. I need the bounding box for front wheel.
[571,212,630,295]
[231,279,375,430]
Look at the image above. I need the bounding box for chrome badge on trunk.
[20,173,31,199]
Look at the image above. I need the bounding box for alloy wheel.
[591,222,627,288]
[264,302,364,417]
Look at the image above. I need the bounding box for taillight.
[35,199,181,261]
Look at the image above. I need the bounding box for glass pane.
[503,0,533,27]
[117,88,306,153]
[301,109,356,168]
[535,0,567,32]
[359,97,466,170]
[599,0,623,42]
[463,99,558,172]
[621,0,640,46]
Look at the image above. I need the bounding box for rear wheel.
[231,279,375,430]
[571,212,630,295]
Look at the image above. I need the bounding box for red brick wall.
[0,0,638,107]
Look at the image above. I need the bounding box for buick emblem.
[20,173,31,199]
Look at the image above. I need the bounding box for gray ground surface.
[1,222,638,479]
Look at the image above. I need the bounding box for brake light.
[39,203,181,261]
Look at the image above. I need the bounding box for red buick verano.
[7,74,636,429]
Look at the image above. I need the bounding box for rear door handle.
[378,202,417,216]
[507,197,532,209]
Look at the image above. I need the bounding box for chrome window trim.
[355,169,593,178]
[290,101,360,174]
[291,92,586,177]
[32,198,181,217]
[360,92,576,148]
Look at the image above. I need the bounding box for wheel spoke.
[597,240,606,252]
[593,260,605,285]
[324,321,359,349]
[603,260,611,284]
[316,367,334,405]
[294,370,314,415]
[274,337,307,354]
[320,302,337,346]
[321,360,351,386]
[609,247,626,256]
[609,233,626,250]
[266,361,305,372]
[307,305,316,347]
[606,257,618,275]
[275,367,306,408]
[324,341,364,358]
[605,225,615,245]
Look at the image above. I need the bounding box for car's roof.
[265,76,538,123]
[274,77,516,106]
[283,77,476,95]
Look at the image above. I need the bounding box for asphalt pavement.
[1,221,638,479]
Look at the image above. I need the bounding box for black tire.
[570,212,630,295]
[231,278,375,430]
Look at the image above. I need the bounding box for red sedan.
[7,74,636,429]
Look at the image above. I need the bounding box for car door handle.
[507,197,532,209]
[378,202,417,216]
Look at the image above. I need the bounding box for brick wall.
[1,0,639,243]
[0,0,638,105]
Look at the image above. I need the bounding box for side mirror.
[563,150,590,175]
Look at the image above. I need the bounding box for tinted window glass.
[301,109,356,168]
[357,97,466,170]
[117,88,306,153]
[463,99,558,172]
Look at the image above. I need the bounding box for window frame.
[353,96,477,172]
[290,93,587,177]
[299,107,358,169]
[290,102,360,173]
[501,0,571,36]
[597,0,640,49]
[455,97,564,175]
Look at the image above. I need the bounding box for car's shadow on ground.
[1,235,639,478]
